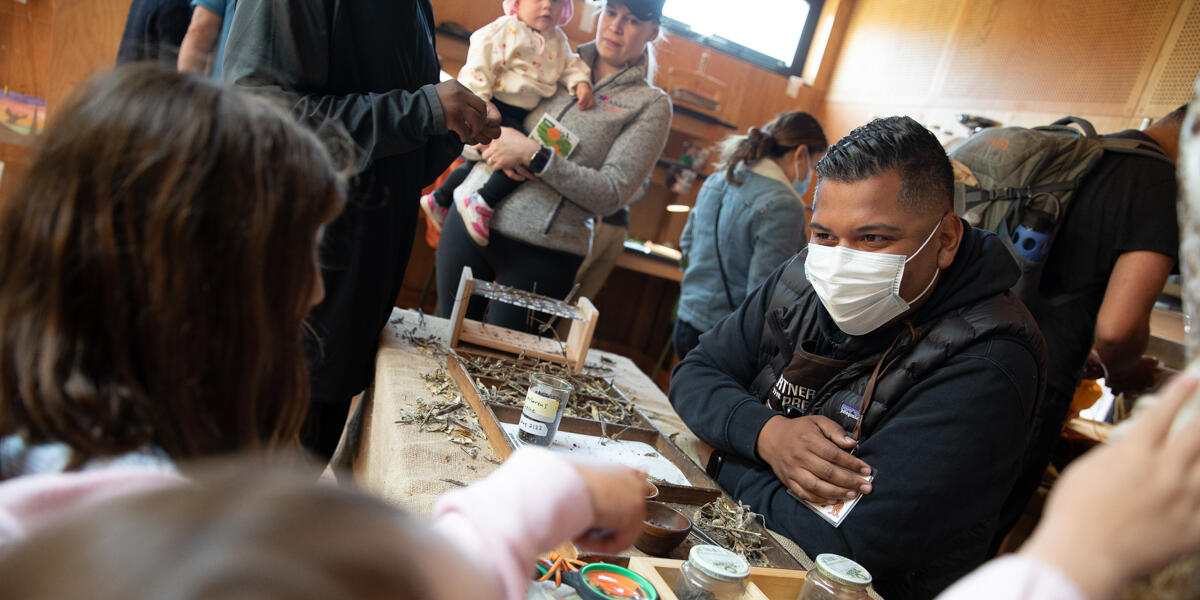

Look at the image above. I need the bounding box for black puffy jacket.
[670,224,1046,600]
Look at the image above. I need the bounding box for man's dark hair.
[815,116,953,214]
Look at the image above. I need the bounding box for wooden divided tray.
[445,349,715,489]
[446,347,805,570]
[628,556,807,600]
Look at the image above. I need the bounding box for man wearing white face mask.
[676,111,828,360]
[670,117,1046,600]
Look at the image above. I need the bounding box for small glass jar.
[517,373,572,446]
[797,554,872,600]
[671,545,751,600]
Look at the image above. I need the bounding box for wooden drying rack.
[447,267,598,372]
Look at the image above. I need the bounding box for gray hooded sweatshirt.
[455,41,672,257]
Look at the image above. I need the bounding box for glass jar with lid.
[797,553,872,600]
[671,544,751,600]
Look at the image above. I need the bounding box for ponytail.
[717,112,829,184]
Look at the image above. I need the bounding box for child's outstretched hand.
[571,461,645,554]
[575,82,595,110]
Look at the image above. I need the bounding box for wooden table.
[350,307,706,517]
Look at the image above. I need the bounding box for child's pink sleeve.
[0,468,185,548]
[934,554,1087,600]
[432,447,594,600]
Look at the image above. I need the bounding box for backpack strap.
[1048,116,1099,137]
[1099,136,1173,164]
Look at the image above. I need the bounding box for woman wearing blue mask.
[675,111,828,359]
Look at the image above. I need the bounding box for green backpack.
[949,117,1170,311]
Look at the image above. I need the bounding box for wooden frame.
[628,556,808,600]
[448,267,598,372]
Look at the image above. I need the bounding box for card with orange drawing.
[529,113,579,158]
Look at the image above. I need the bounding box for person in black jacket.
[222,0,501,461]
[116,0,192,64]
[670,117,1046,600]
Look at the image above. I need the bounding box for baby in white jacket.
[422,0,594,246]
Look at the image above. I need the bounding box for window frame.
[658,0,826,77]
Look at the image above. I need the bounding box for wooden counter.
[615,248,683,283]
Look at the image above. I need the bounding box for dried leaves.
[393,367,494,462]
[693,497,770,567]
[458,352,641,428]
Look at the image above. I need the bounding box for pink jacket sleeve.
[432,447,594,600]
[0,468,185,548]
[935,555,1088,600]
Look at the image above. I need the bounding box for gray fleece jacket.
[455,42,672,257]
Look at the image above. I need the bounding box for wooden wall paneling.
[936,0,1177,116]
[1137,0,1200,118]
[6,0,51,98]
[47,0,130,113]
[0,0,53,204]
[821,0,1191,144]
[826,0,962,105]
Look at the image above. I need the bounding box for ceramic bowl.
[643,480,659,502]
[634,501,691,556]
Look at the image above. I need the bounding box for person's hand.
[433,81,501,145]
[1106,355,1161,395]
[575,81,595,110]
[1021,370,1200,599]
[479,127,542,172]
[755,415,873,505]
[570,460,647,554]
[1082,348,1106,381]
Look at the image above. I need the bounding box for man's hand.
[1106,355,1161,395]
[756,415,873,505]
[433,81,501,145]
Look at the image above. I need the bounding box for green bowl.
[578,563,658,600]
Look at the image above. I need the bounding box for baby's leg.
[475,170,525,209]
[432,161,476,208]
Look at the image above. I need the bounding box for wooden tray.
[447,352,716,489]
[628,556,807,600]
[446,349,808,571]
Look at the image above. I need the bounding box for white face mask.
[804,218,943,335]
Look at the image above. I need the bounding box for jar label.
[518,414,549,436]
[523,390,560,422]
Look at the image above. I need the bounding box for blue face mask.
[792,150,812,196]
[792,170,812,196]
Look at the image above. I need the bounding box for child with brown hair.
[0,63,647,600]
[0,63,344,476]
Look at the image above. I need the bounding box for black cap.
[608,0,665,21]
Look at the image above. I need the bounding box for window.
[660,0,824,76]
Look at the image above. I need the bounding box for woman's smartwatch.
[529,146,552,174]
